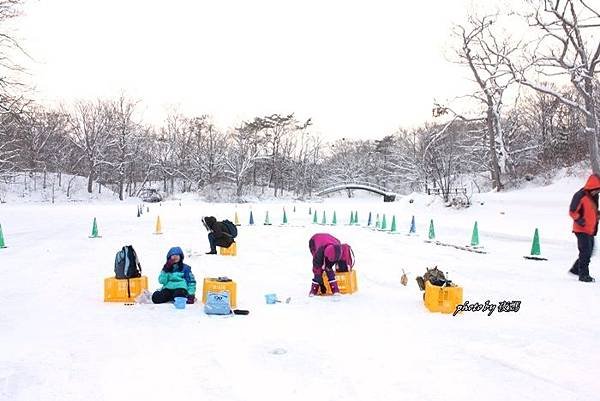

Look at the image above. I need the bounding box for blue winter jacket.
[158,247,196,295]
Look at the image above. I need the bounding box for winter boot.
[569,261,579,275]
[329,280,340,295]
[205,250,217,255]
[309,281,320,297]
[579,275,595,283]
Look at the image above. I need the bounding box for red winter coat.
[569,174,600,236]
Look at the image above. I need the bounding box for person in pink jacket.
[308,233,343,296]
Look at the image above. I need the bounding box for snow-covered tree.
[510,0,600,173]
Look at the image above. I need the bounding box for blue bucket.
[265,293,277,304]
[174,297,187,309]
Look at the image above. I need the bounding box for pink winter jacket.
[309,233,340,269]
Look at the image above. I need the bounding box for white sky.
[16,0,510,139]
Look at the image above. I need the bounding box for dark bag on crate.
[222,219,238,238]
[114,245,142,279]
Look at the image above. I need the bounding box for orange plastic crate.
[202,277,237,308]
[322,270,358,295]
[219,242,237,256]
[424,281,463,314]
[104,276,148,302]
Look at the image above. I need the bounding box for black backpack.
[222,219,238,238]
[114,245,142,279]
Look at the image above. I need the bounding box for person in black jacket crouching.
[202,216,236,255]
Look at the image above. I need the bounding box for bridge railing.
[317,181,395,194]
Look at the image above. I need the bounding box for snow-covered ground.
[1,173,599,401]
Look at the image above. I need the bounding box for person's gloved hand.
[576,217,586,226]
[163,259,175,272]
[187,295,195,304]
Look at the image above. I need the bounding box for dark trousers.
[152,288,188,304]
[208,232,217,252]
[571,233,594,278]
[208,232,234,252]
[312,262,336,292]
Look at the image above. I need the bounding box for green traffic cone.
[375,214,380,229]
[470,221,480,247]
[90,217,100,238]
[428,219,435,240]
[530,228,541,256]
[331,211,337,225]
[354,211,359,225]
[390,215,397,233]
[0,224,6,248]
[309,207,312,215]
[282,208,288,224]
[264,211,271,225]
[321,211,327,225]
[348,211,353,225]
[313,210,318,224]
[380,214,387,230]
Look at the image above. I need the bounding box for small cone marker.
[390,215,397,233]
[313,210,318,224]
[321,211,327,225]
[353,211,359,225]
[89,217,100,238]
[234,211,241,226]
[428,219,435,240]
[524,228,547,260]
[367,212,372,227]
[264,211,272,225]
[380,214,387,231]
[137,207,141,218]
[0,224,7,248]
[470,221,480,247]
[409,216,416,234]
[331,211,337,225]
[249,211,255,225]
[282,208,288,225]
[375,214,380,229]
[154,216,163,234]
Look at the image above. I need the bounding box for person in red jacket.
[569,174,600,282]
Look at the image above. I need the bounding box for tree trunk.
[583,80,600,174]
[119,179,124,201]
[487,107,503,190]
[87,172,94,193]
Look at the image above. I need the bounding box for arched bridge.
[316,182,397,202]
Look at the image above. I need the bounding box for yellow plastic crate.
[202,277,237,308]
[219,242,237,256]
[322,270,358,295]
[104,276,148,302]
[424,281,463,314]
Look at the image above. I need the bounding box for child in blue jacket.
[152,247,197,304]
